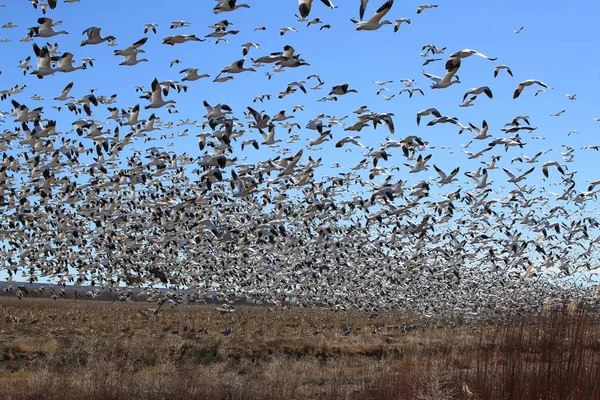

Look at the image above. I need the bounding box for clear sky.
[0,0,599,286]
[1,0,599,184]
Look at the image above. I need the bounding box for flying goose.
[564,94,577,100]
[513,79,550,99]
[400,87,424,98]
[241,42,260,56]
[81,27,116,46]
[550,110,566,117]
[114,37,148,57]
[144,78,176,109]
[180,68,209,81]
[31,43,59,78]
[422,65,461,89]
[417,4,437,14]
[29,18,68,38]
[434,165,460,185]
[217,59,256,79]
[144,23,158,34]
[280,27,297,35]
[52,52,87,72]
[512,26,524,34]
[329,83,358,95]
[393,18,412,32]
[416,108,441,126]
[214,0,250,13]
[503,167,535,184]
[494,64,513,77]
[119,52,148,66]
[463,86,493,101]
[162,35,204,45]
[298,0,335,19]
[468,120,491,140]
[351,0,394,31]
[459,96,477,107]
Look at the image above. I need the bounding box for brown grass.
[0,298,599,399]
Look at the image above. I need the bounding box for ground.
[0,297,599,399]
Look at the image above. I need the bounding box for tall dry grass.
[0,298,598,399]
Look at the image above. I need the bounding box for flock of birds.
[0,0,598,316]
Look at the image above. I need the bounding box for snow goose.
[31,43,59,79]
[394,18,411,32]
[550,110,566,117]
[144,79,176,109]
[53,52,87,72]
[434,165,459,185]
[18,56,32,75]
[119,52,148,66]
[416,4,437,14]
[180,68,209,81]
[422,65,461,89]
[351,0,394,31]
[298,0,335,19]
[29,18,68,38]
[513,79,550,98]
[494,64,513,77]
[144,23,158,34]
[468,120,491,140]
[2,22,17,28]
[406,153,432,173]
[416,108,441,126]
[503,167,534,184]
[80,27,116,46]
[214,0,250,13]
[241,42,259,56]
[114,37,148,57]
[463,86,492,101]
[564,94,577,100]
[170,20,190,29]
[329,83,358,95]
[512,26,524,34]
[400,87,424,98]
[459,96,477,107]
[162,34,204,45]
[217,58,255,78]
[280,27,297,35]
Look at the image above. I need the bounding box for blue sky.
[1,0,598,184]
[1,0,600,285]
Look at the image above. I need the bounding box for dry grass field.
[1,297,599,400]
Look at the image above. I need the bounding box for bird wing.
[368,0,393,24]
[360,0,369,19]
